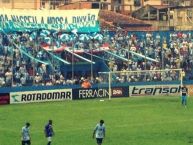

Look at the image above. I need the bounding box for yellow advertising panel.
[187,85,193,96]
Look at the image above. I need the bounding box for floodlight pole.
[72,45,74,81]
[90,41,94,82]
[91,47,93,81]
[108,71,112,100]
[180,69,183,87]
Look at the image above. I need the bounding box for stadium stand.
[0,29,193,87]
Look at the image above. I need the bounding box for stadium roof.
[99,10,153,31]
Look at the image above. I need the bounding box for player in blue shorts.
[181,85,188,107]
[44,120,54,145]
[93,120,105,145]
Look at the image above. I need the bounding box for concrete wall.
[59,2,92,10]
[143,0,162,6]
[143,7,193,31]
[0,0,41,9]
[172,8,193,30]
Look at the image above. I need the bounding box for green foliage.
[0,96,193,145]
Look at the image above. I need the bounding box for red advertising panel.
[0,93,10,105]
[112,88,123,97]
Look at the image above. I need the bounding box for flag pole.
[90,39,94,82]
[72,40,75,81]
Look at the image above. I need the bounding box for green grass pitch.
[0,96,193,145]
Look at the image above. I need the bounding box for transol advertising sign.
[129,85,181,97]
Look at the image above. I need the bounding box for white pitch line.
[1,118,193,134]
[115,118,193,129]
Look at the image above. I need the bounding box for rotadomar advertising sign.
[10,89,72,104]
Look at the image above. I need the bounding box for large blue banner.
[0,9,100,32]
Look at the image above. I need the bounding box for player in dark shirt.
[181,85,188,107]
[44,120,54,145]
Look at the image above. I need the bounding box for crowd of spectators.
[0,29,192,87]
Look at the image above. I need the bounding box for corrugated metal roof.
[150,5,171,10]
[99,10,153,31]
[99,10,151,26]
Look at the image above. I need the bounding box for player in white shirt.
[21,122,31,145]
[93,120,105,145]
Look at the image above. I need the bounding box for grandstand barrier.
[0,80,193,105]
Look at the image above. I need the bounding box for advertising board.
[187,85,193,96]
[0,93,10,105]
[73,87,129,99]
[10,89,72,104]
[129,85,181,97]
